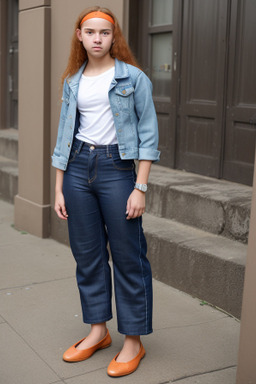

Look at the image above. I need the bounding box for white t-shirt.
[76,66,117,145]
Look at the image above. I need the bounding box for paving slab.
[0,238,75,289]
[0,207,75,289]
[151,317,238,381]
[0,323,59,384]
[152,280,226,330]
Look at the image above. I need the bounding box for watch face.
[135,183,147,192]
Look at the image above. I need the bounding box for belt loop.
[77,140,84,154]
[106,145,110,158]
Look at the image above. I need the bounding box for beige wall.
[15,0,51,237]
[15,0,128,239]
[236,149,256,382]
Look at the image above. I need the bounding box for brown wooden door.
[223,0,256,185]
[176,0,229,178]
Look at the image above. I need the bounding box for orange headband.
[80,11,115,26]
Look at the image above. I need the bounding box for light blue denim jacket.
[52,59,160,171]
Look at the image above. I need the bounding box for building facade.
[0,0,255,237]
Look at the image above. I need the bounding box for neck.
[85,54,115,76]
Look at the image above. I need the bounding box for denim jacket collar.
[114,59,129,79]
[67,59,129,98]
[66,63,86,98]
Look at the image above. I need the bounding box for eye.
[103,31,110,36]
[86,31,93,35]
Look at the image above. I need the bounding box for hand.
[55,191,68,220]
[126,189,145,220]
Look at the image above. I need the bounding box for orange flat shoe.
[107,343,145,377]
[63,329,112,362]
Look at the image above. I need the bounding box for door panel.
[151,33,172,98]
[177,0,228,177]
[152,0,174,25]
[223,0,256,185]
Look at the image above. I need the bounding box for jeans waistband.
[74,137,119,155]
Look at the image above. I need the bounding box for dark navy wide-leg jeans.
[63,138,153,335]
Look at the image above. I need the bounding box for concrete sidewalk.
[0,200,240,384]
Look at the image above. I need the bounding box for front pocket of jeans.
[111,157,134,171]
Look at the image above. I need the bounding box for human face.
[77,18,114,60]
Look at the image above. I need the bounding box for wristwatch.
[134,183,148,192]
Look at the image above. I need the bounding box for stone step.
[0,155,18,203]
[0,128,18,161]
[147,164,252,244]
[143,212,246,319]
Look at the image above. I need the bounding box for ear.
[76,28,83,42]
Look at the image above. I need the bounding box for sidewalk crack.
[0,275,75,292]
[170,365,237,382]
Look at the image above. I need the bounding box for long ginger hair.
[61,6,140,86]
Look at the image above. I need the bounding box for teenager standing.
[52,6,160,377]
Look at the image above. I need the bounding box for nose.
[94,33,102,43]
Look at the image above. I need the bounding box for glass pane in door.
[151,33,172,97]
[152,0,173,25]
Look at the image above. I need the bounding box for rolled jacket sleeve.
[51,81,70,170]
[134,72,160,162]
